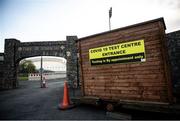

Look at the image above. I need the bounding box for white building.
[26,56,66,72]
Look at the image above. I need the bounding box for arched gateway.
[0,36,78,89]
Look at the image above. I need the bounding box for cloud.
[157,0,180,9]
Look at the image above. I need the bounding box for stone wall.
[0,36,78,89]
[166,30,180,97]
[17,41,66,60]
[0,53,5,89]
[66,36,78,86]
[4,39,20,88]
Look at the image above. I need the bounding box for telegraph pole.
[109,7,112,30]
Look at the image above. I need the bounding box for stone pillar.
[66,36,78,87]
[4,39,20,89]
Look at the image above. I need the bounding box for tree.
[19,60,36,74]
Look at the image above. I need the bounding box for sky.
[0,0,180,52]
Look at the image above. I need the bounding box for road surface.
[1,79,179,120]
[0,79,111,120]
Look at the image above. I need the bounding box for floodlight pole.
[109,16,111,31]
[109,7,112,31]
[40,56,43,83]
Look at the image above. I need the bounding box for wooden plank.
[78,18,171,103]
[80,37,161,52]
[158,21,173,103]
[84,65,164,75]
[80,24,159,47]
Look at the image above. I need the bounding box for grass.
[18,76,28,81]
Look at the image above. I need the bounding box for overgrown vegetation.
[18,76,28,81]
[19,60,36,73]
[18,60,36,81]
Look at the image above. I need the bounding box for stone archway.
[0,36,78,89]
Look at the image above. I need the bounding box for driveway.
[0,79,111,120]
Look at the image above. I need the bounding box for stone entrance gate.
[0,36,78,89]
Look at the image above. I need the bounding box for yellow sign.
[89,39,146,65]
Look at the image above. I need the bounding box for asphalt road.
[0,79,111,120]
[1,79,179,120]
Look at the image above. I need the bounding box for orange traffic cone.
[58,81,74,110]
